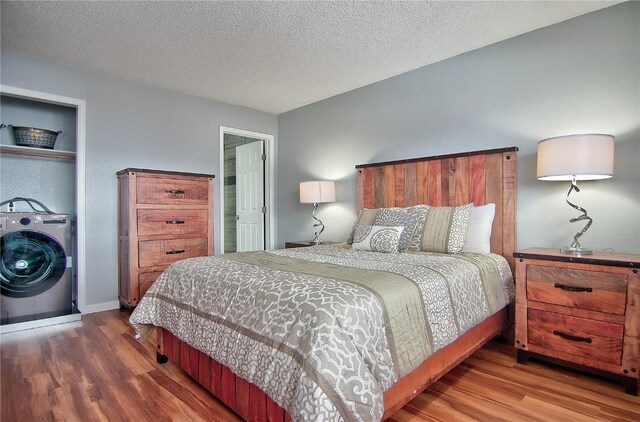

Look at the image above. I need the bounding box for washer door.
[0,231,67,298]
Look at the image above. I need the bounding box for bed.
[130,146,518,421]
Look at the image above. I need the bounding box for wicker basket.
[1,124,62,149]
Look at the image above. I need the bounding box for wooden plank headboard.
[356,147,517,266]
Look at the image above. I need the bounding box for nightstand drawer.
[528,309,624,365]
[526,265,627,315]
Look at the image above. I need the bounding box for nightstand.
[284,241,316,248]
[513,248,640,395]
[284,241,336,248]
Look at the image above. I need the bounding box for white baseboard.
[1,301,121,334]
[81,300,120,314]
[1,313,82,334]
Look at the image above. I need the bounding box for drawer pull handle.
[553,330,592,343]
[166,189,185,195]
[554,283,592,293]
[166,249,186,255]
[165,220,185,225]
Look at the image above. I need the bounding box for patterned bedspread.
[130,244,514,421]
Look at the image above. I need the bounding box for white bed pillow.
[462,203,496,254]
[352,225,404,253]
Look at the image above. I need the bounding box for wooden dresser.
[514,248,640,394]
[117,168,215,307]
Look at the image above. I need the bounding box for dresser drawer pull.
[554,283,592,293]
[165,220,186,225]
[553,330,592,343]
[165,249,186,255]
[165,189,185,195]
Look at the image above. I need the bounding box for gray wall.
[277,2,640,254]
[1,52,278,308]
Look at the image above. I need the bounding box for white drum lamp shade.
[299,180,335,245]
[537,134,614,181]
[299,181,336,204]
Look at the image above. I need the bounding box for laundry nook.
[0,88,83,331]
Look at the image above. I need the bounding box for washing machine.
[0,212,73,325]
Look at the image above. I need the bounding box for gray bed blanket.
[130,244,513,421]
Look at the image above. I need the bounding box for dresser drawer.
[138,237,209,268]
[136,176,210,205]
[139,271,164,299]
[137,209,208,236]
[526,265,627,315]
[528,309,624,365]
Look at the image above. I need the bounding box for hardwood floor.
[1,309,638,421]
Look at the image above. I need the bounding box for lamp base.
[560,246,593,255]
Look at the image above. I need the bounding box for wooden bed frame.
[155,146,518,421]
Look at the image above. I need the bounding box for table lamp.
[537,133,614,255]
[299,181,335,244]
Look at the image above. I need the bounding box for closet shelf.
[0,144,76,161]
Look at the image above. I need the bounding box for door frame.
[0,84,87,321]
[219,126,275,253]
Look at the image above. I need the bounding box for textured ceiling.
[0,1,620,114]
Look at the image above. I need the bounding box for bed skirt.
[156,307,509,421]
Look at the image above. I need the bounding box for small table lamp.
[299,181,335,244]
[537,133,614,255]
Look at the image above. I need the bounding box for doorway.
[219,127,274,254]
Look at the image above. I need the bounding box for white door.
[236,141,265,252]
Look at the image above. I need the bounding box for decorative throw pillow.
[463,203,496,254]
[352,225,404,253]
[346,208,380,244]
[407,205,431,251]
[373,206,424,252]
[419,203,473,254]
